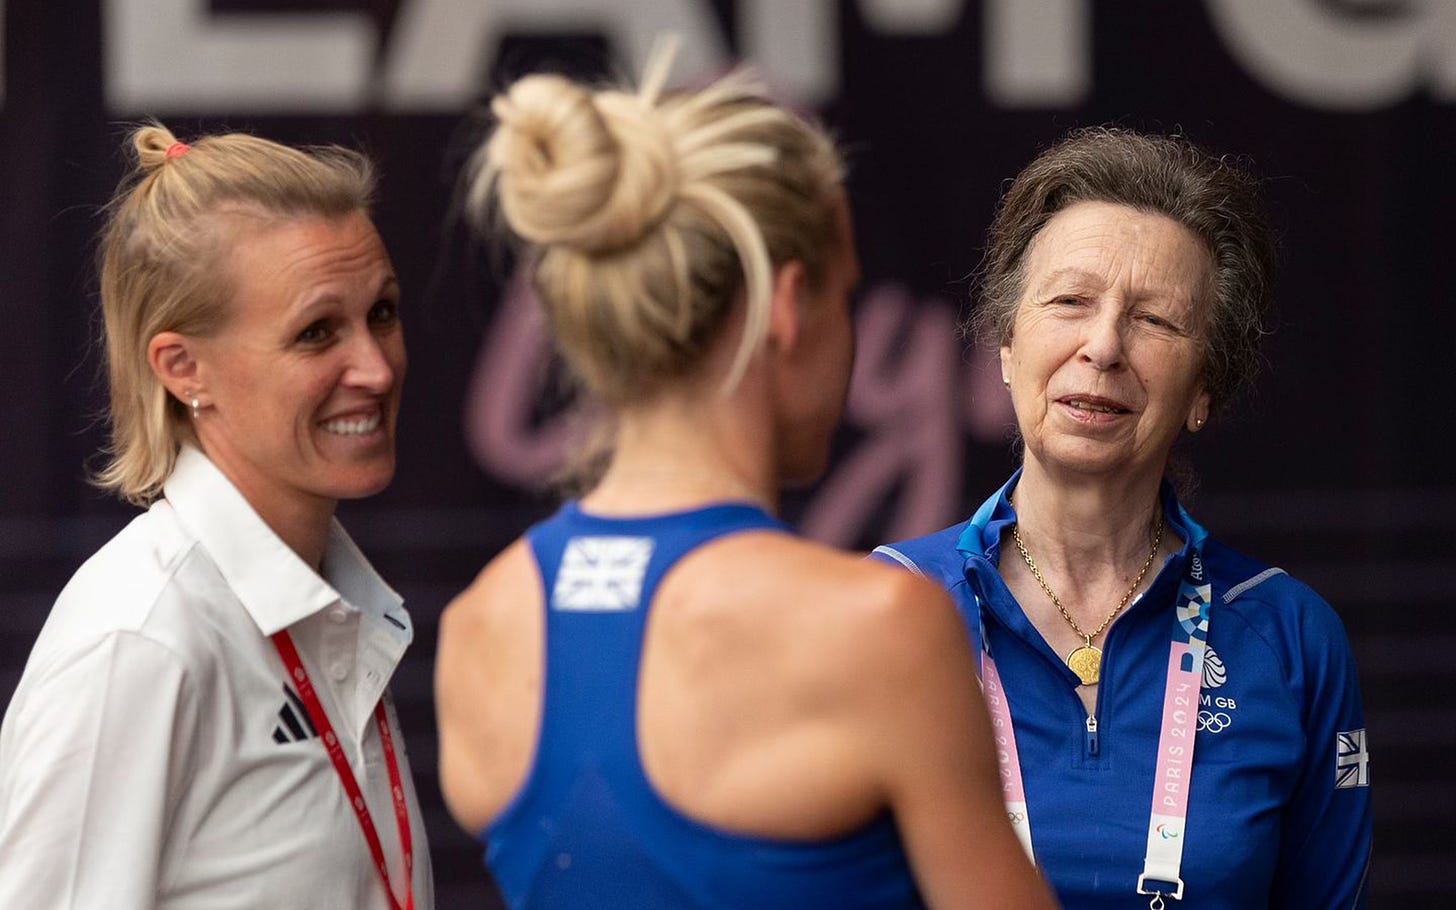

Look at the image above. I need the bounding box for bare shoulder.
[436,536,544,833]
[763,536,959,627]
[804,546,973,690]
[686,533,970,688]
[435,537,542,706]
[439,538,539,642]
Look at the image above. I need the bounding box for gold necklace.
[1011,513,1164,687]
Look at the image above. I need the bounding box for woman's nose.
[1078,308,1126,370]
[345,330,405,391]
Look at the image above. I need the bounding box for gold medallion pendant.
[1011,513,1164,691]
[1065,642,1102,686]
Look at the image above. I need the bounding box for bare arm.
[435,588,493,835]
[856,573,1057,910]
[435,539,542,836]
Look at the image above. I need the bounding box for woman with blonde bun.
[436,50,1055,910]
[0,124,433,910]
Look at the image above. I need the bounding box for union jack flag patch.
[1335,729,1370,789]
[553,536,655,612]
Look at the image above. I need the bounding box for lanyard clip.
[1137,873,1184,905]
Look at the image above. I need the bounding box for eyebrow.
[1030,267,1106,292]
[1031,267,1193,306]
[294,274,400,311]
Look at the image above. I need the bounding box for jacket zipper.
[1085,712,1100,757]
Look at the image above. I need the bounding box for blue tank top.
[483,500,926,910]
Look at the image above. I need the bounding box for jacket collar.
[954,466,1208,565]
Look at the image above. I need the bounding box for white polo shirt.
[0,447,434,909]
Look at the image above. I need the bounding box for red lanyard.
[272,631,414,910]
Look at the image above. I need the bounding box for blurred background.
[2,1,1452,905]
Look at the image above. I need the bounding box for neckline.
[564,498,778,525]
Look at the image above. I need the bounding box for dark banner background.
[3,1,1452,906]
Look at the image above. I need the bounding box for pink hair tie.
[164,141,190,160]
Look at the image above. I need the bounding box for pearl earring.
[191,397,200,420]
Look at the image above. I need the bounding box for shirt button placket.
[322,603,358,720]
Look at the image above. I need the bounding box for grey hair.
[972,126,1275,410]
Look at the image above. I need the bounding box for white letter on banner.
[857,0,963,32]
[381,0,728,111]
[104,0,373,113]
[738,0,837,105]
[1435,1,1456,98]
[983,0,1090,107]
[1205,0,1456,109]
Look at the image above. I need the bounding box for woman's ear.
[148,332,202,408]
[765,260,808,355]
[1186,389,1211,433]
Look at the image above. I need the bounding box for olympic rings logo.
[1007,811,1026,824]
[1197,710,1232,733]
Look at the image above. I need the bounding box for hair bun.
[132,124,185,173]
[485,73,679,254]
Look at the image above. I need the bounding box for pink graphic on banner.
[464,271,1018,547]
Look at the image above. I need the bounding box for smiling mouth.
[321,413,382,436]
[1061,397,1131,415]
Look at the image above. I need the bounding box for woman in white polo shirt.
[0,124,433,910]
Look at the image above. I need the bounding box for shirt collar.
[163,446,404,636]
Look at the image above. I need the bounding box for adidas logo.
[271,683,319,744]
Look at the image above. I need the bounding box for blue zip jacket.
[873,472,1371,909]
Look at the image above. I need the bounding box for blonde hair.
[95,123,376,505]
[468,48,845,405]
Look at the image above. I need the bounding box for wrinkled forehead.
[1020,201,1215,314]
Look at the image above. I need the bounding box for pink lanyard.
[272,630,414,910]
[979,551,1213,909]
[982,654,1035,859]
